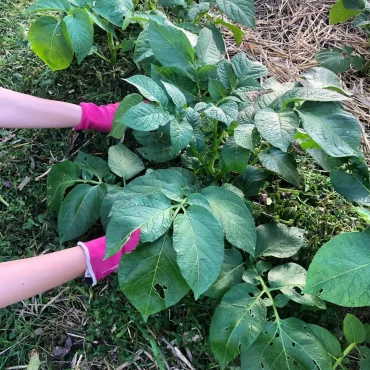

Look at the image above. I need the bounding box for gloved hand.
[74,102,120,132]
[78,229,140,286]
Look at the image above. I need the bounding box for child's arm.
[0,87,119,132]
[0,230,140,308]
[0,247,86,307]
[0,87,82,129]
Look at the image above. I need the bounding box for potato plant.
[330,0,370,43]
[26,0,255,70]
[47,19,370,368]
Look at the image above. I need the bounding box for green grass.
[0,0,369,368]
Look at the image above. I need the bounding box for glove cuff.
[78,241,98,286]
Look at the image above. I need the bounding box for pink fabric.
[79,229,140,285]
[75,102,120,132]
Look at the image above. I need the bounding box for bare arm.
[0,247,86,308]
[0,87,82,129]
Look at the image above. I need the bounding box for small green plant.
[45,20,370,367]
[315,45,366,74]
[330,0,370,43]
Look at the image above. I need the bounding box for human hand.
[74,102,120,133]
[78,229,140,286]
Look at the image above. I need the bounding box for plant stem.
[107,32,117,65]
[76,179,101,186]
[172,198,187,221]
[209,120,219,175]
[332,343,357,370]
[93,50,111,64]
[190,146,211,175]
[250,154,260,166]
[0,194,9,207]
[258,275,281,326]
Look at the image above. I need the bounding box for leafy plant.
[46,20,370,368]
[26,0,256,70]
[330,0,370,43]
[316,45,366,74]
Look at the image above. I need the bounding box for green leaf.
[305,232,370,306]
[298,102,361,158]
[214,18,245,45]
[47,161,80,212]
[186,193,211,209]
[75,151,109,180]
[241,318,332,369]
[354,207,370,224]
[231,52,268,79]
[307,324,342,359]
[343,0,365,10]
[148,21,194,69]
[218,100,239,126]
[64,8,93,64]
[268,263,326,309]
[256,223,304,258]
[151,65,197,103]
[202,186,256,255]
[344,313,366,344]
[133,28,153,65]
[359,346,370,369]
[216,0,256,28]
[330,0,361,24]
[276,87,348,109]
[315,47,351,74]
[203,250,244,299]
[221,136,250,173]
[106,193,173,257]
[100,186,120,230]
[88,0,133,26]
[259,147,300,187]
[160,183,184,202]
[173,205,224,299]
[234,124,259,150]
[351,54,364,71]
[28,0,71,12]
[137,143,177,163]
[85,9,117,37]
[119,234,189,321]
[158,0,186,7]
[206,25,226,54]
[216,59,238,91]
[108,144,144,180]
[196,27,222,66]
[353,12,370,26]
[208,79,228,100]
[111,168,190,211]
[170,119,193,152]
[331,169,370,205]
[110,94,143,139]
[302,67,348,94]
[58,184,106,242]
[27,16,73,71]
[121,103,171,132]
[254,109,299,152]
[187,2,210,21]
[162,82,187,110]
[210,283,266,369]
[124,75,168,106]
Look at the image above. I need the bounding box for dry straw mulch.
[226,0,370,157]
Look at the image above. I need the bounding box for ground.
[0,0,369,369]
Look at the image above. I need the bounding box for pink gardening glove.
[74,102,120,132]
[78,229,140,286]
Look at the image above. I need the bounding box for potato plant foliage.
[46,18,370,369]
[27,0,252,70]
